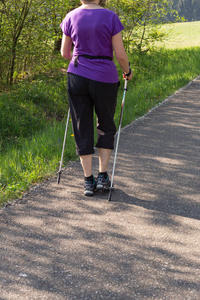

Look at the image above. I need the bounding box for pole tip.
[57,172,61,184]
[108,189,113,201]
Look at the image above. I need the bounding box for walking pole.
[57,108,70,184]
[108,79,128,201]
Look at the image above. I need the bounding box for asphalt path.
[0,77,200,299]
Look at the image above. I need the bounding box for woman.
[60,0,133,196]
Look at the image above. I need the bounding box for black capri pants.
[67,73,119,156]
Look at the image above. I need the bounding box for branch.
[14,0,32,41]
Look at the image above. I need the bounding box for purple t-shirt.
[60,8,124,83]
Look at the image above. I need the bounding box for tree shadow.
[110,188,200,222]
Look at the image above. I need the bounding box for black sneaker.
[84,176,96,196]
[96,174,110,191]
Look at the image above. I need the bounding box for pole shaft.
[109,80,128,197]
[57,108,70,183]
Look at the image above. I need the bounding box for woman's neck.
[83,3,98,6]
[81,1,103,9]
[83,1,98,5]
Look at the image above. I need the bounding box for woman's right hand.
[123,69,133,81]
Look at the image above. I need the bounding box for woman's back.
[60,7,124,83]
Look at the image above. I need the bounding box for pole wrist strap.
[123,63,132,77]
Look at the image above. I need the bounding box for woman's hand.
[123,69,133,81]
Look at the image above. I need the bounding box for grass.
[158,21,200,49]
[0,72,68,150]
[1,21,200,205]
[0,121,76,201]
[118,46,200,126]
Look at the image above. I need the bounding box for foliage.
[0,0,80,86]
[171,0,200,21]
[0,0,176,86]
[106,0,177,52]
[0,64,68,152]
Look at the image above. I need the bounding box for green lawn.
[161,21,200,49]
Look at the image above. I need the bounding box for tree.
[107,0,174,52]
[0,0,176,87]
[172,0,200,21]
[0,0,80,86]
[0,0,33,84]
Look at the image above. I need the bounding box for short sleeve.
[112,13,124,36]
[60,15,71,37]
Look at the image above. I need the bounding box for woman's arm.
[60,33,73,61]
[112,32,133,80]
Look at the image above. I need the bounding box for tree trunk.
[7,39,17,85]
[6,0,32,85]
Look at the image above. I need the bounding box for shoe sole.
[84,190,94,196]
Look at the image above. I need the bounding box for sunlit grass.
[117,47,200,127]
[0,121,76,204]
[159,21,200,49]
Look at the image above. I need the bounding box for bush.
[0,72,68,151]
